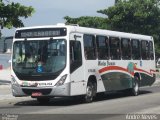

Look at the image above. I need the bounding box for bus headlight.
[55,74,67,86]
[11,75,18,85]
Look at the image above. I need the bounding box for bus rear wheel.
[131,76,139,96]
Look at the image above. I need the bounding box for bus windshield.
[12,39,66,80]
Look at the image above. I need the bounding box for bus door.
[69,34,86,95]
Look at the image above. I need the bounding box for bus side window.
[131,39,141,60]
[121,38,131,60]
[70,41,82,73]
[109,37,121,60]
[96,36,109,60]
[83,34,96,60]
[149,41,154,60]
[141,40,149,60]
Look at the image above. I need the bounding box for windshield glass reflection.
[12,39,66,80]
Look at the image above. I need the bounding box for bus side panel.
[139,73,156,86]
[101,72,133,91]
[98,60,134,92]
[70,66,86,96]
[84,60,106,93]
[96,73,106,93]
[138,60,156,87]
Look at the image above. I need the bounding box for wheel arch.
[87,75,97,95]
[133,72,141,86]
[87,75,97,85]
[134,72,141,81]
[84,75,97,102]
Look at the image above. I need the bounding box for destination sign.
[15,28,67,38]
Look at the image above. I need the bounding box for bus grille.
[22,88,52,95]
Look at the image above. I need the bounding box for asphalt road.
[0,85,160,120]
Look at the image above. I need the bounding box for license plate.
[32,92,42,97]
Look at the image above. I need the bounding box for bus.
[11,23,156,103]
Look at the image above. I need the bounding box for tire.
[131,76,139,96]
[92,82,97,98]
[37,97,50,104]
[84,82,96,103]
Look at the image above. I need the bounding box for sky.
[2,0,115,36]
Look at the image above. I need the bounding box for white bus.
[11,23,156,103]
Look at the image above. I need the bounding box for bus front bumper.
[11,83,71,97]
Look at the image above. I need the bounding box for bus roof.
[15,23,153,41]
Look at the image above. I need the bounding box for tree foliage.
[64,16,107,29]
[0,0,34,36]
[64,0,160,55]
[98,0,160,35]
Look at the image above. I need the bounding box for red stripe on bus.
[99,66,154,76]
[150,69,156,73]
[99,66,131,74]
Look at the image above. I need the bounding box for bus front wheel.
[84,82,96,103]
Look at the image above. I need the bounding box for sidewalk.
[0,68,11,85]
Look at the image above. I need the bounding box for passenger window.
[109,37,121,60]
[96,36,109,60]
[83,34,96,60]
[141,41,149,60]
[149,41,154,60]
[131,39,141,60]
[121,38,131,60]
[70,41,82,73]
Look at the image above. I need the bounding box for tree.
[64,0,160,56]
[0,0,35,37]
[98,0,160,34]
[98,0,160,55]
[64,16,107,29]
[115,0,121,4]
